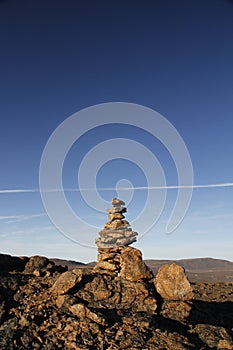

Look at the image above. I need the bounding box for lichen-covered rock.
[154,263,194,300]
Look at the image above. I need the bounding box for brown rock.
[98,247,123,255]
[93,289,112,301]
[121,280,157,312]
[104,219,129,229]
[24,255,51,274]
[69,303,107,325]
[119,247,153,281]
[193,324,233,349]
[96,261,117,271]
[98,252,117,261]
[112,198,125,207]
[161,301,192,321]
[154,263,193,300]
[107,206,127,214]
[147,330,193,350]
[108,212,125,221]
[56,294,77,308]
[51,269,83,295]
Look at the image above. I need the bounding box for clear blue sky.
[0,0,233,262]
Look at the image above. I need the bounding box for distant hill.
[144,257,233,272]
[50,258,85,270]
[144,258,233,282]
[50,258,96,269]
[51,256,233,282]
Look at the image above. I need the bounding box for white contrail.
[77,182,233,191]
[0,189,38,193]
[1,182,233,193]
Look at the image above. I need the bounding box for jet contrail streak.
[0,189,38,193]
[1,182,233,193]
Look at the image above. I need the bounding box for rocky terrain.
[0,250,233,349]
[1,199,232,349]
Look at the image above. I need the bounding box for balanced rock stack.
[95,198,138,248]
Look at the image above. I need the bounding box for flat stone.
[98,230,124,238]
[105,233,125,239]
[96,261,117,271]
[124,230,138,238]
[98,252,117,261]
[98,247,123,255]
[96,242,118,248]
[104,219,129,229]
[107,206,127,214]
[100,237,118,244]
[116,236,137,246]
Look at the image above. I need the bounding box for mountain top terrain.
[0,249,233,349]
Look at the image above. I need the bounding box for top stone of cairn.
[112,198,125,207]
[95,198,138,248]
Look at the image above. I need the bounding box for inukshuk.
[95,198,138,248]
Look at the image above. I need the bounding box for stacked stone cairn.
[95,198,138,248]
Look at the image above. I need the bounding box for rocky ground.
[0,250,233,350]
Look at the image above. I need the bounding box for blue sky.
[0,0,233,262]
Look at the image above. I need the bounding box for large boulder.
[154,263,193,300]
[119,247,153,281]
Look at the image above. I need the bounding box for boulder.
[119,247,153,281]
[154,263,193,300]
